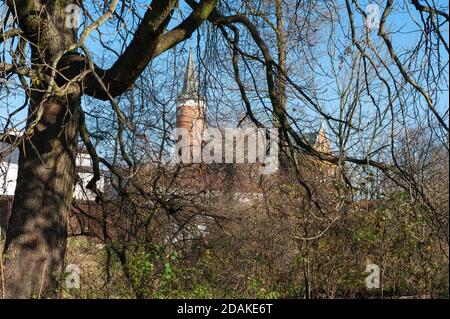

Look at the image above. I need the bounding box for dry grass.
[63,236,133,299]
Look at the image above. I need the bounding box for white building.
[0,131,104,232]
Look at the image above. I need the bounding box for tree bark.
[3,91,80,298]
[1,0,216,298]
[275,0,290,170]
[2,0,80,298]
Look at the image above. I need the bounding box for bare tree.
[0,0,448,299]
[0,0,217,298]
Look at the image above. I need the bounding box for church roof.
[178,49,203,100]
[291,121,329,150]
[303,132,319,145]
[289,131,319,147]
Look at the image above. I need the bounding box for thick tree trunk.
[1,0,81,298]
[3,91,80,298]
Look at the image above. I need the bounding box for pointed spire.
[318,119,325,134]
[316,119,330,153]
[179,48,202,99]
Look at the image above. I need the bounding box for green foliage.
[62,190,448,299]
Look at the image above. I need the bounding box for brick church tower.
[176,50,206,159]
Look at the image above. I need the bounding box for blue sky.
[1,0,448,154]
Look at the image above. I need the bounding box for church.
[171,49,333,183]
[0,50,332,238]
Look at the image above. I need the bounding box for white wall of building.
[0,144,104,200]
[0,161,18,196]
[74,171,104,201]
[0,142,19,196]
